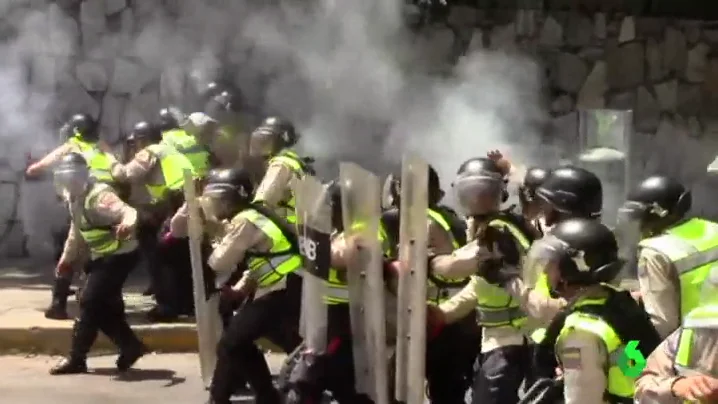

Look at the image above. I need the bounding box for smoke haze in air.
[1,0,546,253]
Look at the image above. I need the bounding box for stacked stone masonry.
[2,0,718,256]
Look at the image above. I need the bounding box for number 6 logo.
[299,236,317,261]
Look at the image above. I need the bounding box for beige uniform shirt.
[638,247,682,339]
[207,211,278,296]
[110,147,165,206]
[60,183,139,264]
[27,142,82,175]
[558,286,614,404]
[252,161,297,225]
[636,328,718,403]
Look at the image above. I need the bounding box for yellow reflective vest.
[638,218,718,318]
[534,295,636,401]
[238,208,303,287]
[475,218,532,327]
[323,223,392,305]
[144,143,196,202]
[674,304,718,387]
[426,208,465,304]
[67,137,114,183]
[76,184,123,256]
[256,149,307,225]
[161,129,210,177]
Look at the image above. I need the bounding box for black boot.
[45,277,72,320]
[49,321,97,375]
[101,316,150,372]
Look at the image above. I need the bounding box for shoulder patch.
[560,347,583,370]
[97,191,120,210]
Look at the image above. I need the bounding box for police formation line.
[25,86,718,404]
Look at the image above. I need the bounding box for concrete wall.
[2,1,718,256]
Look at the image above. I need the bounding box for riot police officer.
[49,153,147,375]
[520,218,659,404]
[27,113,116,320]
[205,168,303,404]
[110,121,195,321]
[621,175,718,339]
[250,116,314,226]
[635,268,718,402]
[428,157,537,404]
[158,107,212,178]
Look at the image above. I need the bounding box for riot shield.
[613,210,642,284]
[394,155,429,404]
[293,175,331,353]
[576,109,634,226]
[182,169,223,388]
[340,162,389,404]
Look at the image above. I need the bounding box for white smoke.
[0,0,548,255]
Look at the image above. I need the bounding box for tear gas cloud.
[1,0,547,254]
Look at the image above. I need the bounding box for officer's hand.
[114,223,132,240]
[55,261,73,277]
[671,375,718,401]
[426,305,446,338]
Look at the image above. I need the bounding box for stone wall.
[2,0,718,256]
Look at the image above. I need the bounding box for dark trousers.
[137,221,163,293]
[289,304,373,404]
[426,316,481,404]
[156,237,194,314]
[210,283,302,404]
[471,343,531,404]
[69,250,143,361]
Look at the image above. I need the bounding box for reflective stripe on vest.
[77,185,121,256]
[239,209,302,287]
[161,129,210,177]
[558,307,635,400]
[427,208,466,304]
[475,218,531,327]
[145,143,196,202]
[638,218,718,318]
[258,149,305,225]
[674,304,718,379]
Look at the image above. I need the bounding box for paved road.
[0,353,287,403]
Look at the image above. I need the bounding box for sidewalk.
[0,259,198,355]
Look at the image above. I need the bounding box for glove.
[426,305,446,339]
[55,262,73,277]
[219,285,245,303]
[671,375,718,401]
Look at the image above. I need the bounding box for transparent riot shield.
[340,162,389,404]
[394,155,429,404]
[183,169,223,388]
[293,175,331,353]
[613,208,643,286]
[576,109,634,227]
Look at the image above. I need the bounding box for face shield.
[453,172,504,216]
[53,165,89,199]
[522,235,565,290]
[249,128,277,159]
[200,184,241,221]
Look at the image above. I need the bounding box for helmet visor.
[200,184,241,220]
[453,174,503,215]
[53,166,89,197]
[249,127,276,158]
[522,235,565,288]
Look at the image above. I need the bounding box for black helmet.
[621,175,691,232]
[249,116,299,158]
[127,121,162,143]
[158,107,183,131]
[544,218,622,286]
[453,157,508,215]
[201,81,228,102]
[384,164,444,208]
[202,168,254,220]
[535,166,602,225]
[69,113,99,142]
